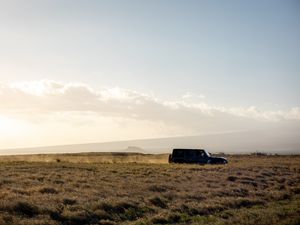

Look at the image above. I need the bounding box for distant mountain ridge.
[1,127,299,155]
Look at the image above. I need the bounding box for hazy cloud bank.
[0,80,299,123]
[0,80,299,149]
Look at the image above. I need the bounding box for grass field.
[0,154,299,225]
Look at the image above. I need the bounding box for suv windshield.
[204,150,210,157]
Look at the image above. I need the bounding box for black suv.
[169,148,228,164]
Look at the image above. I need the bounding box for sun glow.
[0,115,28,136]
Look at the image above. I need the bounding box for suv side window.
[200,151,206,158]
[174,150,184,157]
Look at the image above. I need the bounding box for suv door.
[197,150,209,164]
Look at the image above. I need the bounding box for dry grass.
[0,152,169,164]
[0,154,299,225]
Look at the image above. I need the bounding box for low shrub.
[149,196,168,208]
[227,176,238,182]
[12,201,39,217]
[148,185,170,192]
[63,198,77,205]
[39,187,59,194]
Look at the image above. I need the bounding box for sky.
[0,0,299,150]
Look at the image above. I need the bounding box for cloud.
[182,92,205,100]
[0,80,299,128]
[0,80,299,149]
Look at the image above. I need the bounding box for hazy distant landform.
[1,127,299,155]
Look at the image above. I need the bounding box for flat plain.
[0,153,299,225]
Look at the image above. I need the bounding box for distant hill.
[1,126,299,155]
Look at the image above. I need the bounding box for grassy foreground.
[0,154,299,225]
